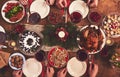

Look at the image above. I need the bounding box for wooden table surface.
[0,0,120,77]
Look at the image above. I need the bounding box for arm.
[87,0,98,8]
[12,70,22,77]
[46,67,55,77]
[57,68,67,77]
[89,63,98,77]
[56,0,67,8]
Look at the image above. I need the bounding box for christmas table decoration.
[42,22,78,49]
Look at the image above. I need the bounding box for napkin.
[0,51,10,68]
[0,55,6,68]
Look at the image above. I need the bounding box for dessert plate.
[67,57,87,77]
[1,0,25,23]
[23,58,42,77]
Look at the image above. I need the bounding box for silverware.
[26,2,30,23]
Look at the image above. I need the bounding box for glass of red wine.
[35,50,46,62]
[76,49,88,61]
[70,11,83,23]
[29,12,41,24]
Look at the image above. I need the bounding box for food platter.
[69,0,89,18]
[77,25,106,54]
[30,0,50,19]
[67,57,87,77]
[22,58,42,77]
[48,46,69,68]
[102,13,120,38]
[1,0,25,23]
[9,53,25,70]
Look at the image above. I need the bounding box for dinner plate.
[77,25,106,54]
[9,53,25,70]
[30,0,50,19]
[1,0,25,23]
[0,25,5,33]
[67,57,87,77]
[22,58,42,77]
[69,0,89,18]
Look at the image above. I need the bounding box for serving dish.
[9,53,25,70]
[1,0,25,23]
[48,46,69,68]
[77,25,106,54]
[102,13,120,38]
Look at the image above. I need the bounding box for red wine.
[77,49,88,61]
[29,12,41,24]
[70,11,82,23]
[35,50,46,62]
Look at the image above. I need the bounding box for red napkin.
[28,0,33,6]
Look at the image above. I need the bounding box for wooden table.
[0,0,120,77]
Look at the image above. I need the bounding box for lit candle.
[106,38,114,46]
[58,31,65,38]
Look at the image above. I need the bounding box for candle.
[106,38,114,46]
[58,31,65,38]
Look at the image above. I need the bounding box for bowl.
[9,53,25,70]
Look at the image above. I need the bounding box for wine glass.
[35,50,46,62]
[76,49,88,61]
[70,10,83,23]
[29,12,41,24]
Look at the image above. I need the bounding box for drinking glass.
[70,11,83,23]
[76,49,88,61]
[35,50,46,62]
[29,12,41,24]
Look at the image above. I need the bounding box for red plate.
[48,47,69,68]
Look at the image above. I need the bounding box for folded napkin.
[0,51,10,68]
[0,55,6,69]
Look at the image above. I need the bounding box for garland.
[42,22,79,49]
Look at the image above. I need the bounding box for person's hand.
[46,0,55,5]
[57,68,67,77]
[87,0,98,8]
[12,70,22,77]
[89,63,98,77]
[56,0,67,9]
[46,67,55,77]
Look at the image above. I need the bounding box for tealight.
[8,40,16,48]
[58,31,65,38]
[106,38,114,46]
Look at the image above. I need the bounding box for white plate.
[67,57,87,77]
[30,0,50,19]
[69,0,89,18]
[0,25,5,33]
[1,0,25,23]
[23,58,42,77]
[9,53,25,70]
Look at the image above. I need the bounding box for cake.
[19,31,42,55]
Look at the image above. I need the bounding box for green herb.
[5,6,23,18]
